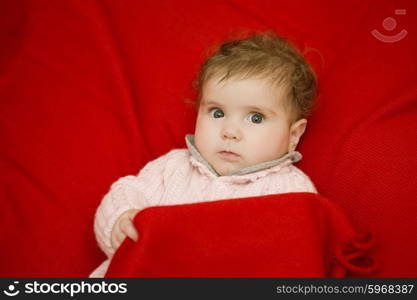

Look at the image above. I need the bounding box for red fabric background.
[0,0,416,277]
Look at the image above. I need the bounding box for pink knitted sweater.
[90,135,317,277]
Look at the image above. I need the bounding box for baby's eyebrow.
[245,105,277,116]
[201,100,222,107]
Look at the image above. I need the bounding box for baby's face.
[194,77,296,176]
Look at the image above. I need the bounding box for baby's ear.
[288,118,307,151]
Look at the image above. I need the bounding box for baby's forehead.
[205,66,289,86]
[202,75,289,99]
[204,77,289,106]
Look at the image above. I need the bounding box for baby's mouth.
[217,151,241,162]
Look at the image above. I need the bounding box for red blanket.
[105,193,376,277]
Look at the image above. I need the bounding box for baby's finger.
[116,233,127,248]
[127,209,140,220]
[126,224,139,242]
[111,227,125,249]
[120,218,139,242]
[111,233,120,250]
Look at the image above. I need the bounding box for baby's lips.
[217,151,241,162]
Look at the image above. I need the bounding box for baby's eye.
[247,112,265,124]
[210,108,224,118]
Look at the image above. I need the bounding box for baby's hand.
[111,209,140,251]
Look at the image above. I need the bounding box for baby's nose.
[222,125,241,141]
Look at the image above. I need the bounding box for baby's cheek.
[251,129,288,161]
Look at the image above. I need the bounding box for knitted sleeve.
[93,151,174,258]
[266,165,318,195]
[287,166,318,194]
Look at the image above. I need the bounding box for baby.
[90,31,318,277]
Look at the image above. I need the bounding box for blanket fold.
[105,193,376,277]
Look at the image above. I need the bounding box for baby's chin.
[213,158,273,176]
[213,163,243,176]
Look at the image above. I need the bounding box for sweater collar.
[185,134,302,178]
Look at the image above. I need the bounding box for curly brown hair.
[194,31,317,122]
